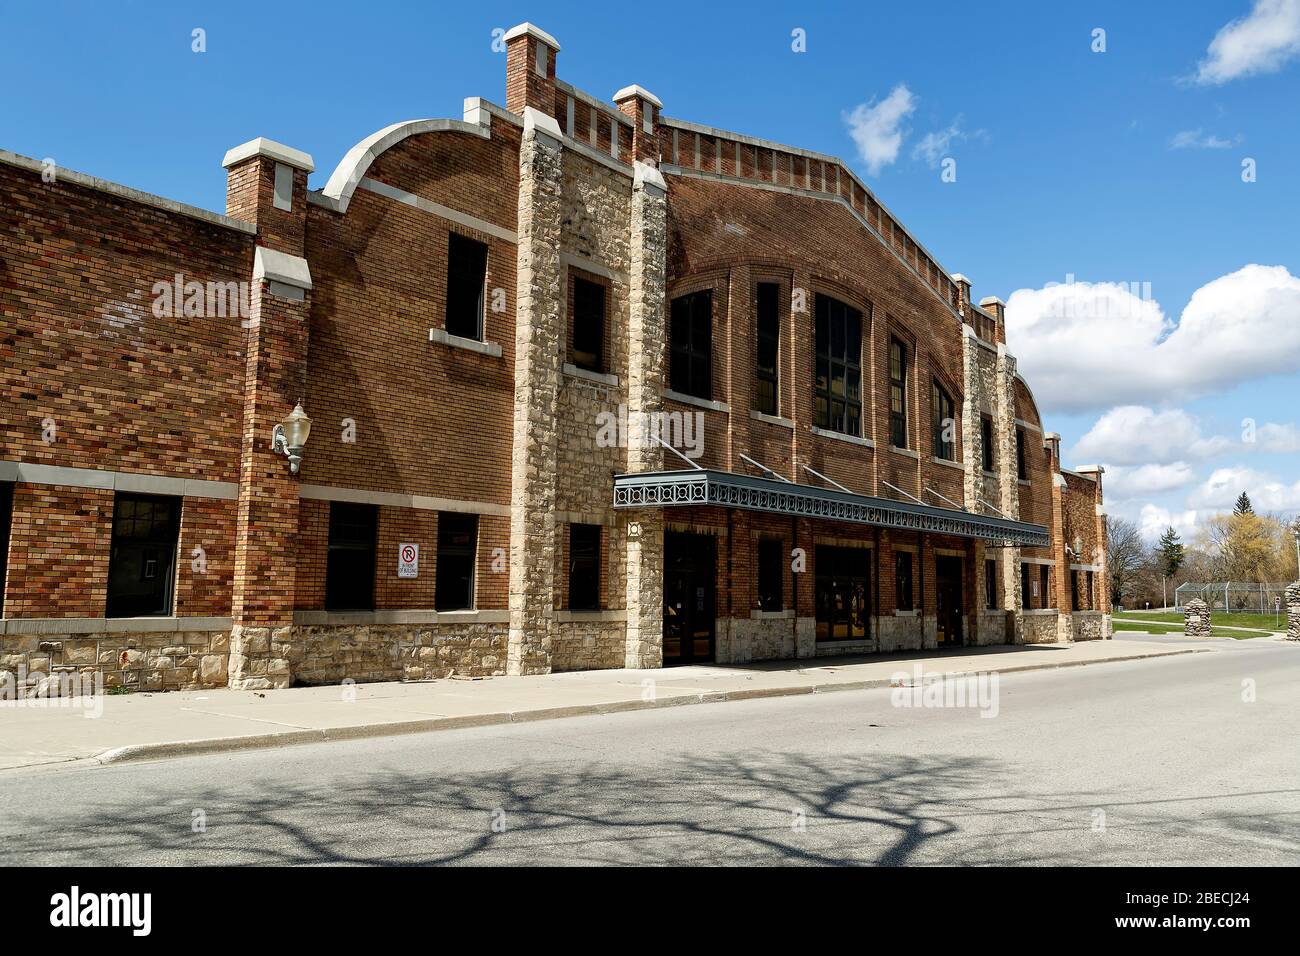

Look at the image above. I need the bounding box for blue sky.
[2,0,1297,539]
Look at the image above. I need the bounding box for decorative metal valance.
[613,469,1050,547]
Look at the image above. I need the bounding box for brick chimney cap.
[222,137,315,173]
[950,272,971,285]
[978,295,1005,308]
[613,85,663,109]
[504,22,561,51]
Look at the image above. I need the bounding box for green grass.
[1111,619,1273,640]
[1115,610,1284,630]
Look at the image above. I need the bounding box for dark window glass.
[813,294,862,436]
[1016,429,1027,480]
[985,559,998,609]
[324,502,377,611]
[1020,562,1031,610]
[0,482,14,617]
[1086,570,1094,611]
[1040,565,1050,609]
[1071,569,1081,611]
[670,290,712,399]
[436,512,478,611]
[889,337,908,448]
[446,233,488,340]
[896,550,914,612]
[572,277,605,372]
[932,380,957,461]
[568,524,601,610]
[755,283,780,416]
[981,416,995,471]
[107,493,181,618]
[815,546,870,641]
[757,538,784,612]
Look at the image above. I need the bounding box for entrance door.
[935,556,964,646]
[663,532,716,665]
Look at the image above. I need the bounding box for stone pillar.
[959,324,984,510]
[506,109,566,676]
[994,344,1023,625]
[1183,598,1211,638]
[1285,583,1300,641]
[221,139,314,690]
[623,161,669,669]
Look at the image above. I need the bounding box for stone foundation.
[876,613,924,653]
[975,610,1009,646]
[551,618,626,672]
[1020,611,1060,644]
[1070,611,1105,641]
[716,615,798,664]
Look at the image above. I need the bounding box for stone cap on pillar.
[222,138,315,172]
[504,22,561,52]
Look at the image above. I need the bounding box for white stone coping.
[562,363,619,387]
[812,426,875,449]
[1071,610,1104,618]
[893,609,919,618]
[556,79,634,129]
[556,609,627,624]
[1018,478,1032,487]
[222,137,315,172]
[292,609,509,627]
[1020,556,1056,566]
[319,118,491,214]
[0,148,256,235]
[979,295,1005,308]
[1013,417,1042,433]
[1061,467,1097,482]
[891,445,920,460]
[1021,608,1059,616]
[1043,430,1061,442]
[613,85,663,108]
[297,484,510,517]
[750,410,794,429]
[504,22,560,51]
[950,272,971,285]
[0,460,238,499]
[930,455,963,470]
[1073,464,1104,475]
[524,106,563,142]
[749,609,795,620]
[0,616,232,636]
[634,160,667,193]
[662,389,729,413]
[561,251,627,282]
[428,327,503,357]
[1069,563,1102,572]
[253,246,312,290]
[981,469,997,478]
[463,97,523,129]
[362,177,519,243]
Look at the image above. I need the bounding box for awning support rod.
[655,435,703,470]
[978,497,1009,519]
[925,487,967,512]
[802,465,852,494]
[739,452,790,483]
[881,479,925,506]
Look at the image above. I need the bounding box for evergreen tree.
[1234,492,1254,516]
[1157,526,1185,579]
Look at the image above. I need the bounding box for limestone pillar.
[1285,582,1300,642]
[994,345,1023,635]
[623,161,669,669]
[507,109,566,676]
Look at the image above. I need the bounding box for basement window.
[670,289,713,400]
[571,277,606,372]
[757,538,784,612]
[0,482,13,617]
[446,233,488,341]
[106,493,181,618]
[325,502,377,612]
[435,513,478,611]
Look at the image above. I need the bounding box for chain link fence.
[1174,582,1290,614]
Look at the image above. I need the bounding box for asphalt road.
[2,635,1296,866]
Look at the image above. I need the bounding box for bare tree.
[1105,515,1147,609]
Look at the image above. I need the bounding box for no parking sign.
[398,543,419,578]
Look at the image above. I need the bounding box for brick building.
[0,22,1110,692]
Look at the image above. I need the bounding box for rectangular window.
[568,524,601,610]
[932,380,957,461]
[985,559,998,610]
[815,546,870,641]
[896,550,914,612]
[1020,562,1031,610]
[446,233,488,340]
[755,282,780,416]
[106,493,181,618]
[1016,428,1027,480]
[814,294,863,436]
[1040,565,1050,609]
[324,502,377,611]
[571,277,605,372]
[981,415,995,472]
[889,337,908,448]
[1086,570,1095,611]
[757,538,784,612]
[435,513,478,611]
[670,290,712,399]
[0,482,14,617]
[1071,569,1081,611]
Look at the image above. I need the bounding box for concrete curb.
[91,647,1211,766]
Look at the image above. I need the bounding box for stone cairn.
[1286,582,1300,642]
[1183,598,1212,639]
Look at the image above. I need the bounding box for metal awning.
[613,469,1050,548]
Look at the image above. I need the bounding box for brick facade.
[0,22,1108,694]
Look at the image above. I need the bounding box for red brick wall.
[4,484,111,618]
[175,496,236,617]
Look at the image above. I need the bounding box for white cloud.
[1138,503,1199,542]
[1072,406,1233,465]
[911,117,986,168]
[1004,265,1300,414]
[1188,466,1300,510]
[1195,0,1300,84]
[1254,422,1300,452]
[845,84,915,176]
[1105,463,1199,498]
[1169,128,1239,149]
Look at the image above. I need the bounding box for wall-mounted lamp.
[272,401,312,475]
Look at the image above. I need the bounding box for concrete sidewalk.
[0,640,1208,771]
